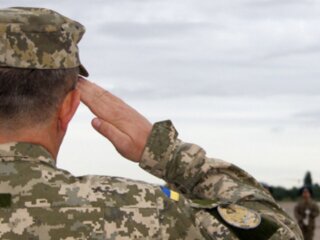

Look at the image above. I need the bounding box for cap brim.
[79,64,89,77]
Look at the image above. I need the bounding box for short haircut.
[0,67,78,129]
[299,186,314,197]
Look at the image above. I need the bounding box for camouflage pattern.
[0,121,303,239]
[294,199,319,240]
[0,7,88,76]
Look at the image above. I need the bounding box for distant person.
[0,7,303,239]
[294,186,319,240]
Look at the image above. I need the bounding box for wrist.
[139,120,178,178]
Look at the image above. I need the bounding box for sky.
[2,0,320,187]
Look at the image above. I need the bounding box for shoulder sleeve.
[140,120,272,202]
[139,120,303,239]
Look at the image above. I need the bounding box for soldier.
[0,7,302,239]
[294,187,319,240]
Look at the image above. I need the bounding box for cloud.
[3,0,320,187]
[294,110,320,126]
[4,0,320,98]
[245,0,315,8]
[99,22,219,41]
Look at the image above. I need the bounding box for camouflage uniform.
[0,121,302,239]
[0,7,88,76]
[294,199,319,240]
[0,7,303,240]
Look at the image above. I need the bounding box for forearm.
[140,120,273,203]
[79,78,302,239]
[140,120,303,239]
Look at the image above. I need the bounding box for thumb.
[91,118,136,161]
[91,118,127,144]
[92,118,102,129]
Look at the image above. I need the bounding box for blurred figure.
[294,186,319,240]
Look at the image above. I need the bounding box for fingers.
[78,77,152,162]
[91,118,127,145]
[78,78,117,107]
[91,118,139,162]
[77,77,150,132]
[78,78,124,122]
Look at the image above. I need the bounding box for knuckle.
[93,89,109,104]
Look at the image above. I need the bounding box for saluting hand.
[77,78,152,162]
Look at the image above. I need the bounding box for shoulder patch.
[160,186,180,201]
[217,204,261,229]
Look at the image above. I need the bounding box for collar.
[0,142,56,167]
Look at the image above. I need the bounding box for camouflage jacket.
[0,121,302,239]
[294,199,319,229]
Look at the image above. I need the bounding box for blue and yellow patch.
[160,186,180,201]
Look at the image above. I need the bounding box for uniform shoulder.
[72,175,162,208]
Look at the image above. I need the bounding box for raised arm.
[78,78,303,239]
[140,120,302,239]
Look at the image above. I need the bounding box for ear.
[58,89,80,132]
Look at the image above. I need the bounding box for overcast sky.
[2,0,320,187]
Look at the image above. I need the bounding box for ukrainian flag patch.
[160,186,180,201]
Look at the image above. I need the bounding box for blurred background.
[2,0,320,188]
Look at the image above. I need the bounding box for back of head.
[0,67,78,129]
[0,7,88,130]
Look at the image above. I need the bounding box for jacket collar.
[0,142,55,167]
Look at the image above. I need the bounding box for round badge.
[217,204,261,229]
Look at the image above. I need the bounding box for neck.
[0,123,63,160]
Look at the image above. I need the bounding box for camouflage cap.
[0,7,88,76]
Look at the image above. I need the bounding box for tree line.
[269,171,320,201]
